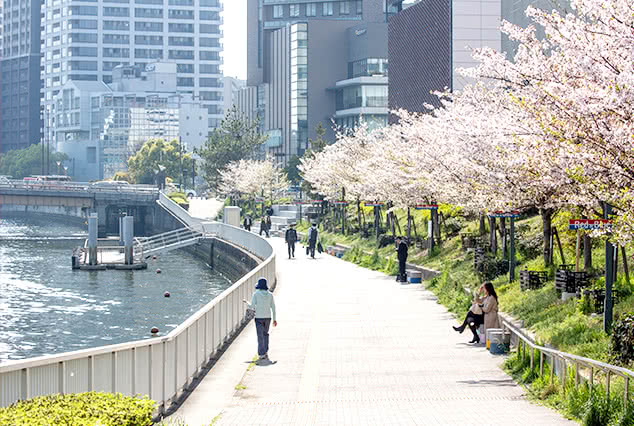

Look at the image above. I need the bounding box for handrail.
[0,201,276,413]
[502,318,633,403]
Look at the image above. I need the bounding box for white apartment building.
[54,62,207,181]
[40,0,223,151]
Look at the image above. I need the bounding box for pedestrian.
[244,277,277,361]
[285,223,298,259]
[307,223,319,258]
[243,215,252,232]
[266,206,274,217]
[266,215,272,236]
[395,236,408,282]
[259,216,270,238]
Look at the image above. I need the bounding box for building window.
[200,51,219,60]
[176,63,194,73]
[199,77,218,87]
[135,35,163,45]
[322,2,333,16]
[199,37,220,47]
[356,0,362,14]
[103,34,130,44]
[306,3,316,16]
[135,7,162,18]
[340,1,350,14]
[168,36,194,46]
[103,6,129,16]
[87,147,96,164]
[199,63,219,74]
[289,4,299,17]
[273,5,283,18]
[199,10,219,20]
[168,9,194,19]
[176,77,194,87]
[135,21,163,31]
[104,20,130,30]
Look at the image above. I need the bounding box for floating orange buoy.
[151,327,159,334]
[156,269,161,274]
[164,291,170,297]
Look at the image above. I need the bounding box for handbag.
[317,242,323,253]
[306,246,310,255]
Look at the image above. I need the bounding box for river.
[0,215,232,362]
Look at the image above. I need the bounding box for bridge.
[0,180,159,236]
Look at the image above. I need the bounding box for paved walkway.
[174,238,572,425]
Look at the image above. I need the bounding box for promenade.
[174,238,572,425]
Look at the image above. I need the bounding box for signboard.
[364,202,385,207]
[569,219,613,230]
[294,199,322,205]
[414,204,439,210]
[488,211,521,218]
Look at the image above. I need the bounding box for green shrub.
[0,392,155,426]
[610,313,634,365]
[583,391,611,426]
[614,402,634,426]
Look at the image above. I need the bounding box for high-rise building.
[388,0,571,116]
[54,62,207,181]
[40,0,223,155]
[222,76,245,116]
[242,0,393,164]
[0,0,41,153]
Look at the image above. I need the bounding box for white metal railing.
[502,319,633,405]
[0,199,276,413]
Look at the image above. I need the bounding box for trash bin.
[486,328,503,350]
[407,270,422,284]
[489,330,506,354]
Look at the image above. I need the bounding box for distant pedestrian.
[244,278,277,361]
[307,223,319,258]
[259,216,270,238]
[395,236,408,282]
[285,223,298,259]
[266,206,274,217]
[243,215,252,232]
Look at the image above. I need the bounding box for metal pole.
[604,203,614,333]
[341,187,345,235]
[123,216,134,265]
[88,214,98,265]
[509,217,516,283]
[179,136,184,190]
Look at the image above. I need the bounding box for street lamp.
[56,161,61,175]
[63,166,68,176]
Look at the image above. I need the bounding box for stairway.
[133,227,203,260]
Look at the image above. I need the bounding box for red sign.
[569,219,613,230]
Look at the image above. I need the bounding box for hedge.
[0,392,155,426]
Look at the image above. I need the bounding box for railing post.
[539,351,544,376]
[606,371,611,400]
[574,363,579,388]
[589,367,594,394]
[625,377,629,407]
[111,351,117,393]
[550,357,554,385]
[58,361,66,395]
[88,355,94,391]
[562,360,567,394]
[530,347,534,370]
[185,329,190,389]
[131,347,136,395]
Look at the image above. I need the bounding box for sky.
[222,0,247,80]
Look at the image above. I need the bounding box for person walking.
[285,223,298,259]
[395,236,408,282]
[244,278,277,361]
[307,223,319,258]
[259,216,270,238]
[243,215,252,232]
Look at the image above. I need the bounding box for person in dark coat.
[285,223,298,259]
[243,215,252,232]
[259,217,270,238]
[396,236,408,282]
[307,223,319,259]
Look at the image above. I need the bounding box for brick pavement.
[186,238,573,425]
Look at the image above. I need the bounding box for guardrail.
[0,196,276,414]
[0,180,159,196]
[502,319,633,404]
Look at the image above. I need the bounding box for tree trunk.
[541,208,554,266]
[406,208,411,241]
[500,217,507,259]
[479,213,486,235]
[583,233,592,270]
[357,200,362,237]
[489,216,497,255]
[622,246,630,285]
